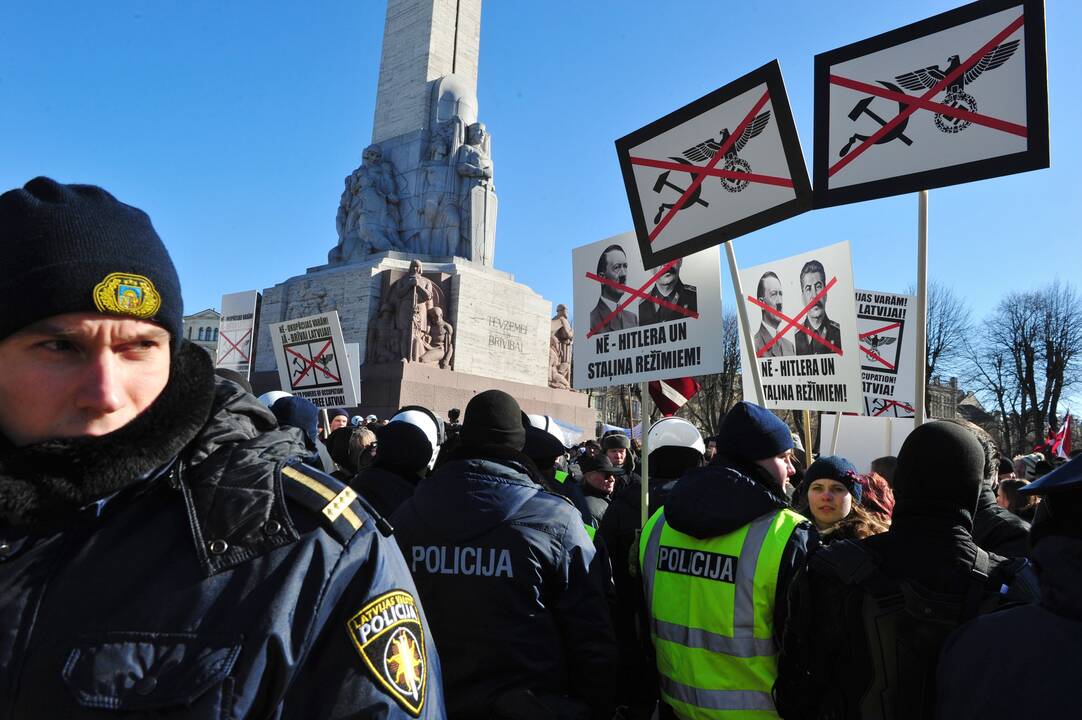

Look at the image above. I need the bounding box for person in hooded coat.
[639,402,816,719]
[270,395,334,472]
[935,454,1082,719]
[964,426,1031,558]
[0,177,445,719]
[774,421,1039,720]
[392,390,618,720]
[352,420,431,518]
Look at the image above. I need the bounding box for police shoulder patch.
[92,272,161,319]
[346,589,428,716]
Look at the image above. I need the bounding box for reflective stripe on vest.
[554,469,569,484]
[639,505,805,719]
[584,524,596,541]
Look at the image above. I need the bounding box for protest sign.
[738,241,862,413]
[819,414,914,474]
[616,60,811,269]
[215,290,260,379]
[572,232,723,390]
[857,289,917,417]
[813,0,1048,207]
[269,311,359,407]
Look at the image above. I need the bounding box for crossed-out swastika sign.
[269,310,359,407]
[615,61,812,270]
[813,0,1048,207]
[856,289,917,418]
[572,232,724,390]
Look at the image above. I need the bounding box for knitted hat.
[0,177,182,350]
[804,456,862,503]
[326,408,348,421]
[717,402,793,462]
[461,389,526,451]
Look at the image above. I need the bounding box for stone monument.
[250,0,591,430]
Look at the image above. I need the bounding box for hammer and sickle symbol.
[652,157,710,225]
[838,81,914,158]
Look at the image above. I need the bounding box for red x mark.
[872,399,914,417]
[216,329,251,364]
[285,340,340,385]
[638,89,773,244]
[586,269,699,322]
[858,321,901,370]
[829,12,1025,178]
[747,277,842,356]
[586,260,686,339]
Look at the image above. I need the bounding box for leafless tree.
[923,280,973,384]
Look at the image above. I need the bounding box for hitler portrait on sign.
[589,243,638,334]
[753,271,793,357]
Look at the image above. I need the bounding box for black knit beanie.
[717,401,793,462]
[0,177,183,350]
[461,389,526,451]
[893,421,984,526]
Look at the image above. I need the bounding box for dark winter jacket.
[581,483,613,527]
[0,343,445,719]
[935,536,1082,719]
[392,447,618,720]
[972,483,1031,558]
[662,457,818,642]
[352,465,420,519]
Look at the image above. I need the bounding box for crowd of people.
[1,176,1079,719]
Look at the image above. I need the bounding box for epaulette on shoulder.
[280,461,392,543]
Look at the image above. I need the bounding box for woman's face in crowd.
[807,479,852,529]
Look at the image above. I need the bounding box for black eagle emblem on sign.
[680,111,772,193]
[893,39,1020,133]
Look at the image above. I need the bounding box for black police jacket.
[392,446,619,719]
[0,344,445,719]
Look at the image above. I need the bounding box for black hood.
[892,421,984,532]
[665,459,789,539]
[1034,536,1082,621]
[0,341,217,528]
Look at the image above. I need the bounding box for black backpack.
[775,540,1036,720]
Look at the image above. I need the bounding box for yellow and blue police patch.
[347,590,428,716]
[92,272,161,319]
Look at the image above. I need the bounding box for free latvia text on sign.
[813,0,1048,207]
[572,232,723,390]
[615,61,812,270]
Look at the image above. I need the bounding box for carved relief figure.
[419,306,454,369]
[418,136,461,257]
[549,304,573,389]
[366,304,399,364]
[455,122,496,264]
[331,144,403,263]
[391,259,437,362]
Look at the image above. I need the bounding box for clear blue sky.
[2,1,1078,330]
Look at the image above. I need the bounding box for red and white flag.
[649,377,701,417]
[1050,413,1072,459]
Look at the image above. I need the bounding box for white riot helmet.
[391,405,446,471]
[648,416,706,454]
[526,414,583,449]
[257,390,292,408]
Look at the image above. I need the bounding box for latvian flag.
[649,377,701,417]
[1050,413,1072,459]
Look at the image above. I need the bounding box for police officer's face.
[606,447,627,466]
[0,313,171,446]
[807,479,852,529]
[754,450,795,490]
[801,271,826,323]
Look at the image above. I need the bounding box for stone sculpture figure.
[455,122,497,264]
[549,304,573,389]
[390,259,437,362]
[419,306,454,369]
[417,136,461,257]
[330,144,403,263]
[366,304,400,364]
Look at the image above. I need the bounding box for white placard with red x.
[571,232,723,390]
[738,240,862,413]
[269,310,359,407]
[215,290,261,379]
[856,289,917,418]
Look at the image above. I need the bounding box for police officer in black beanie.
[393,389,619,719]
[0,178,446,718]
[776,421,1039,720]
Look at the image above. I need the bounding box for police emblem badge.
[92,272,161,319]
[346,590,427,716]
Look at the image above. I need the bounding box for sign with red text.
[857,289,917,417]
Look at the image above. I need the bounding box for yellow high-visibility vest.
[639,505,804,719]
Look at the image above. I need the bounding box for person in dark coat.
[775,421,1039,720]
[578,454,624,527]
[392,390,618,719]
[352,420,430,518]
[936,454,1082,719]
[0,177,445,719]
[966,427,1031,558]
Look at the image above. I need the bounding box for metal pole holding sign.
[725,242,766,405]
[802,410,814,466]
[640,381,652,529]
[914,190,929,427]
